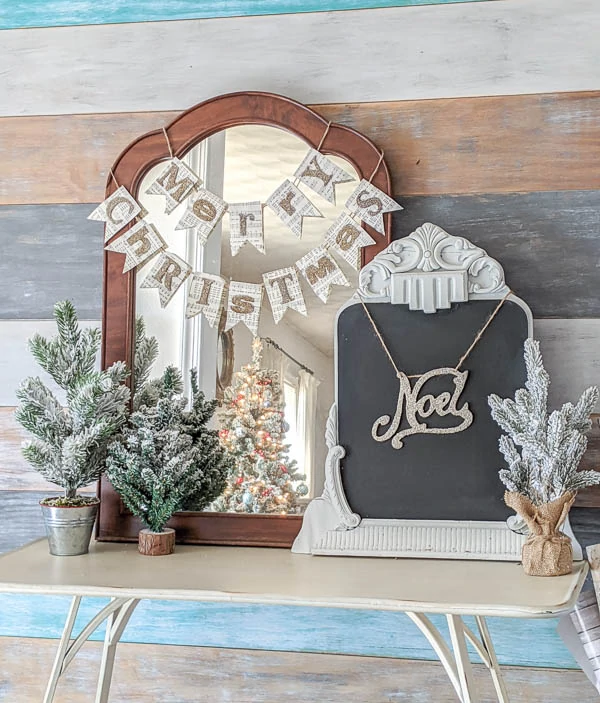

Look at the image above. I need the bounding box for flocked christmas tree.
[214,337,308,514]
[106,366,232,532]
[488,338,600,505]
[15,300,130,504]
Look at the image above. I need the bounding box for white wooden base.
[42,595,509,703]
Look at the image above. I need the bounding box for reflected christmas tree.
[214,337,308,514]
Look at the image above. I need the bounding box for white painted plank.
[0,320,101,406]
[2,0,599,117]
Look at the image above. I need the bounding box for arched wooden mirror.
[98,92,394,546]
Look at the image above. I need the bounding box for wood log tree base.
[138,528,175,556]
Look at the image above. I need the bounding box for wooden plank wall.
[1,2,599,699]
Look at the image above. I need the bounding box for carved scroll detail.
[358,223,508,312]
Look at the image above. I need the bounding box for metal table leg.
[42,595,139,703]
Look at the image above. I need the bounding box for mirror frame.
[98,91,393,546]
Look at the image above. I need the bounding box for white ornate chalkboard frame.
[293,223,582,560]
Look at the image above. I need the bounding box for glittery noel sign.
[294,149,355,204]
[140,251,192,308]
[263,266,307,324]
[296,246,349,303]
[325,213,376,270]
[185,272,226,325]
[175,188,228,245]
[104,220,166,273]
[225,281,264,337]
[228,202,265,256]
[88,186,142,242]
[266,180,322,238]
[345,179,403,235]
[145,158,200,214]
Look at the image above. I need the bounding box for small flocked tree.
[488,338,600,505]
[15,300,130,504]
[106,366,232,532]
[214,337,308,514]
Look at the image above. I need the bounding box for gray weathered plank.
[0,204,103,319]
[3,189,600,320]
[395,190,600,318]
[0,491,50,554]
[0,637,595,703]
[2,0,599,117]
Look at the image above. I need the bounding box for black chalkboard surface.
[337,299,528,522]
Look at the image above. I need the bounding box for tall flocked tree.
[488,338,600,505]
[214,337,308,514]
[15,300,130,502]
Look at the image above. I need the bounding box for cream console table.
[0,540,587,703]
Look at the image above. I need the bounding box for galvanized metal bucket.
[40,501,99,556]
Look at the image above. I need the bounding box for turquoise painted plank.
[1,1,491,31]
[0,595,577,670]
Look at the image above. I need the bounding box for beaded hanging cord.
[359,290,513,449]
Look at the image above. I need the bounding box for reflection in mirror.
[135,126,360,513]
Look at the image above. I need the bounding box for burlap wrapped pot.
[504,491,576,577]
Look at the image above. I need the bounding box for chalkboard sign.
[337,299,528,522]
[293,223,535,560]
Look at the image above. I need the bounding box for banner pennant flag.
[88,185,142,242]
[105,219,166,273]
[145,158,200,214]
[225,281,264,337]
[185,272,226,326]
[175,188,228,245]
[228,202,265,256]
[294,149,355,204]
[263,267,307,324]
[140,251,192,308]
[266,180,322,238]
[325,213,376,270]
[295,246,349,303]
[345,179,402,235]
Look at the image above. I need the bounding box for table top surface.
[0,540,587,618]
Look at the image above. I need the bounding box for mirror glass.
[134,125,360,513]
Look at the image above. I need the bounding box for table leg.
[43,596,82,703]
[42,595,139,703]
[95,598,139,703]
[475,616,510,703]
[447,614,479,703]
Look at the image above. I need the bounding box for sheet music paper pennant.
[294,149,355,204]
[104,220,167,273]
[175,188,228,245]
[88,186,142,242]
[228,202,265,256]
[140,251,192,308]
[325,213,376,270]
[145,158,200,214]
[263,266,307,324]
[295,246,349,303]
[345,179,402,235]
[225,281,264,337]
[266,180,322,238]
[185,272,226,326]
